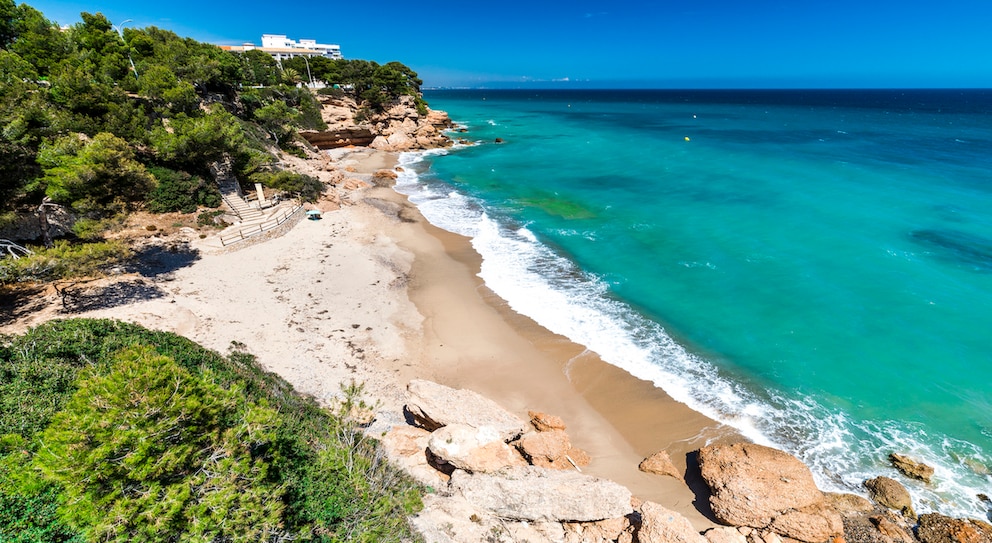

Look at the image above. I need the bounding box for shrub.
[250,170,324,202]
[33,346,285,541]
[146,166,221,213]
[0,320,425,541]
[0,240,130,284]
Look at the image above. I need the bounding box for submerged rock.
[889,453,935,483]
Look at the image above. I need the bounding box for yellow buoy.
[684,136,691,142]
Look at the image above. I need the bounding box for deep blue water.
[396,89,992,519]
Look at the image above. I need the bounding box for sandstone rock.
[825,492,876,514]
[515,430,572,469]
[640,450,685,481]
[368,135,391,149]
[638,501,708,543]
[697,443,842,543]
[889,453,934,483]
[563,517,631,543]
[386,132,414,151]
[704,527,749,543]
[768,504,845,543]
[380,425,449,487]
[529,410,567,432]
[427,423,527,473]
[405,380,527,442]
[300,128,375,149]
[450,465,632,522]
[341,178,369,191]
[870,516,916,543]
[917,513,992,543]
[426,109,454,129]
[864,477,915,519]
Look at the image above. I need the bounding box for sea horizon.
[397,88,992,521]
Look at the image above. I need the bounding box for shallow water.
[397,89,992,519]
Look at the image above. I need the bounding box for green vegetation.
[0,319,424,542]
[0,240,130,284]
[1,0,427,224]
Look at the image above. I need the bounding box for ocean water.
[396,89,992,519]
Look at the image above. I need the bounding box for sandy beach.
[0,148,740,529]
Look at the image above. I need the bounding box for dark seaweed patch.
[910,229,992,272]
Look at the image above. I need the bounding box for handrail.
[219,203,304,246]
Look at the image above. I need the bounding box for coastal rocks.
[370,169,399,187]
[530,410,567,432]
[300,127,375,149]
[889,453,935,483]
[703,527,748,543]
[426,423,527,473]
[513,429,590,470]
[638,501,708,543]
[916,513,992,543]
[405,379,527,442]
[379,425,448,486]
[697,443,842,543]
[639,450,685,481]
[449,466,633,522]
[864,477,915,519]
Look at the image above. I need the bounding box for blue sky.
[22,0,992,88]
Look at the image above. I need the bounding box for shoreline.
[0,146,741,527]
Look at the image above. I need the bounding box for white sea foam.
[394,149,992,522]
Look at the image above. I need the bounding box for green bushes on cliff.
[0,1,427,224]
[0,319,424,542]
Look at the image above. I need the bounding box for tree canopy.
[0,1,426,228]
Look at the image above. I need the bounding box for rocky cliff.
[301,94,454,151]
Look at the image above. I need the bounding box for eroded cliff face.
[301,94,454,151]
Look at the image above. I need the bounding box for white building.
[259,34,342,60]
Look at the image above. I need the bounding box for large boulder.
[638,501,708,543]
[864,476,915,519]
[427,423,526,473]
[917,513,992,543]
[449,466,633,523]
[405,380,527,441]
[697,443,842,543]
[889,453,935,483]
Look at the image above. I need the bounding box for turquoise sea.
[397,89,992,519]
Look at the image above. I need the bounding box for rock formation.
[640,450,685,481]
[303,94,453,151]
[889,453,935,484]
[404,379,527,441]
[864,476,916,519]
[697,443,843,543]
[380,379,989,543]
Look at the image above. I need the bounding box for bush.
[250,170,324,202]
[196,209,225,227]
[33,346,285,541]
[146,166,221,213]
[0,240,130,284]
[0,320,424,541]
